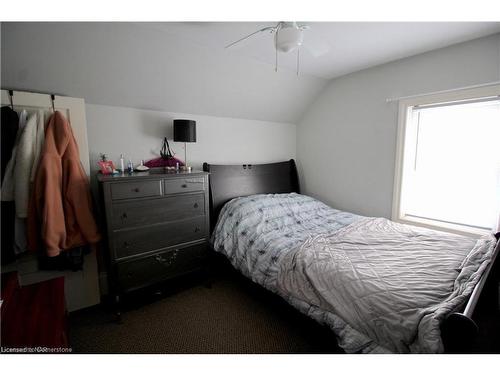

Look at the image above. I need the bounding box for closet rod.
[385,80,500,103]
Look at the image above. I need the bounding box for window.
[393,85,500,236]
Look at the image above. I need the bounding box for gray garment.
[212,193,497,353]
[14,217,27,255]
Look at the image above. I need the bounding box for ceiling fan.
[225,22,326,76]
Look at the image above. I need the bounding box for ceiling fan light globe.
[275,27,303,53]
[278,44,299,53]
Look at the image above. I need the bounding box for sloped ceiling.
[1,22,327,123]
[2,22,499,123]
[145,22,500,79]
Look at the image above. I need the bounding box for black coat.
[1,106,19,183]
[1,106,19,264]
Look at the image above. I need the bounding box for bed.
[203,159,500,353]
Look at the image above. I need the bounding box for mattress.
[211,193,497,353]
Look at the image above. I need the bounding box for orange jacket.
[28,111,100,256]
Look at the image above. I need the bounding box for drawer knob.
[194,227,200,233]
[193,203,199,208]
[123,241,130,248]
[121,212,128,219]
[155,255,166,263]
[181,184,188,188]
[132,188,140,192]
[155,254,173,266]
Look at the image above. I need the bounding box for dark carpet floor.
[69,269,342,354]
[69,265,500,354]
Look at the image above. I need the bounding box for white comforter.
[212,193,497,353]
[277,217,496,353]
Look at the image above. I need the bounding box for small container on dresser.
[97,169,210,315]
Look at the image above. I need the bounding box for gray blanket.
[211,193,497,353]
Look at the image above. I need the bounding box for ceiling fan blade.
[302,36,330,58]
[225,26,276,49]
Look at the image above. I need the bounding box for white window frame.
[392,84,500,238]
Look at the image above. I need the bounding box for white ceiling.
[141,22,500,79]
[1,22,327,124]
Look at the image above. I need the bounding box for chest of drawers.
[98,170,210,301]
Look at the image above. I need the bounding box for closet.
[1,89,100,312]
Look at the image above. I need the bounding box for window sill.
[395,215,491,239]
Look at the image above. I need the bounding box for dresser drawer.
[110,180,162,200]
[116,244,208,291]
[113,216,207,259]
[111,193,205,230]
[163,177,205,195]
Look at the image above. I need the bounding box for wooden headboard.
[202,159,300,229]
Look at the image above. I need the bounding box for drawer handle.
[193,203,199,208]
[132,187,140,192]
[155,254,173,266]
[121,212,128,220]
[155,255,166,263]
[123,241,130,248]
[181,184,188,188]
[194,227,200,233]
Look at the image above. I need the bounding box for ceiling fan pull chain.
[275,27,279,72]
[275,46,278,72]
[296,47,300,76]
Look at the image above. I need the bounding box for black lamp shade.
[173,119,196,143]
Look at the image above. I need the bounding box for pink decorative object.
[144,137,184,168]
[98,160,115,174]
[144,156,184,168]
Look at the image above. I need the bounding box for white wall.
[86,103,296,178]
[297,34,500,218]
